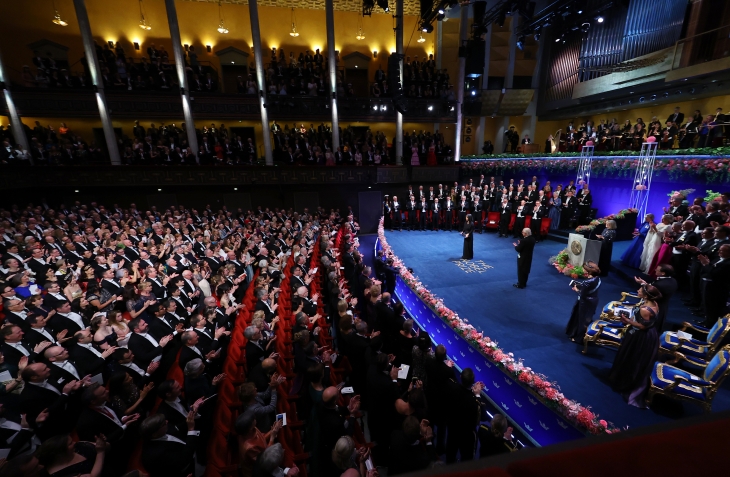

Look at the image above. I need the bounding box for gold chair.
[582,320,630,354]
[658,316,730,368]
[599,292,642,321]
[647,345,730,412]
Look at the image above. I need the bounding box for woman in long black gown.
[596,219,617,276]
[462,214,474,259]
[608,284,661,408]
[565,261,602,344]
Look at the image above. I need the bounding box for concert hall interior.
[1,1,730,477]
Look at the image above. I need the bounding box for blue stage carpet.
[373,230,730,432]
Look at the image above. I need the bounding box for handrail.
[670,23,730,71]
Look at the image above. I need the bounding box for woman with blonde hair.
[107,310,131,346]
[640,214,672,273]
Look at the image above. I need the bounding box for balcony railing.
[1,89,457,122]
[671,24,730,71]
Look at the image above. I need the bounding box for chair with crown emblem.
[658,316,730,367]
[599,291,643,321]
[647,345,730,412]
[582,320,629,353]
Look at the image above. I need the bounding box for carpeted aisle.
[380,229,730,432]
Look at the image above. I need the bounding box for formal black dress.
[597,228,616,276]
[608,305,658,408]
[462,223,474,259]
[565,276,601,343]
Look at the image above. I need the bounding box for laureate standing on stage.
[513,229,535,289]
[461,215,474,260]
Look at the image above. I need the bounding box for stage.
[360,230,730,438]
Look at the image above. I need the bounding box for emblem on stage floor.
[452,259,494,274]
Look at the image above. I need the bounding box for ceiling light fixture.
[596,16,604,23]
[417,32,426,43]
[52,0,68,26]
[138,0,151,30]
[356,15,365,40]
[217,1,229,34]
[290,8,299,37]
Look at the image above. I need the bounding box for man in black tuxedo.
[445,368,482,464]
[140,413,199,477]
[244,325,276,371]
[561,190,577,229]
[69,329,114,378]
[253,288,276,322]
[698,244,730,326]
[365,351,400,460]
[529,203,548,241]
[26,247,52,279]
[110,348,159,387]
[25,313,63,348]
[1,325,49,373]
[671,220,699,289]
[667,107,685,126]
[685,227,717,308]
[128,318,173,370]
[665,197,689,220]
[418,197,429,231]
[156,379,203,439]
[443,196,455,231]
[389,416,438,474]
[19,363,80,440]
[498,199,512,238]
[512,201,527,239]
[317,386,360,477]
[406,195,418,231]
[577,188,593,223]
[513,228,536,288]
[425,345,457,454]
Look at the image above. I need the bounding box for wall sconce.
[373,50,378,58]
[107,40,114,47]
[206,45,212,52]
[133,42,140,50]
[184,44,189,51]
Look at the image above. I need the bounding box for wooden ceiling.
[181,0,423,16]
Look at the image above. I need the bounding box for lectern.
[568,233,602,266]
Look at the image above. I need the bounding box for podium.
[568,233,602,266]
[521,144,540,154]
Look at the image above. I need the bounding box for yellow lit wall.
[0,1,432,84]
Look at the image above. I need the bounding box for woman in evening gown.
[426,141,438,166]
[608,284,661,408]
[620,213,654,269]
[462,214,474,260]
[548,191,562,231]
[411,145,421,166]
[639,214,672,273]
[647,231,676,279]
[596,220,617,276]
[565,261,602,344]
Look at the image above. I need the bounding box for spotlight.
[376,0,389,12]
[596,16,604,23]
[437,13,445,21]
[581,22,590,33]
[421,23,434,33]
[639,96,645,103]
[471,90,477,96]
[516,36,525,50]
[381,105,387,111]
[651,94,657,101]
[534,33,541,41]
[577,9,583,14]
[373,105,378,111]
[428,105,434,111]
[449,106,455,111]
[555,37,561,43]
[438,8,445,14]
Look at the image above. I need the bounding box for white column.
[495,16,517,153]
[164,0,199,162]
[0,48,31,161]
[523,32,546,142]
[395,0,404,165]
[453,3,469,162]
[72,0,120,165]
[325,0,340,150]
[474,21,492,154]
[248,0,273,165]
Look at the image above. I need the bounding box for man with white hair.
[513,228,536,289]
[292,286,318,317]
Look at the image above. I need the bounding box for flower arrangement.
[667,189,695,199]
[574,208,638,234]
[704,190,722,203]
[550,249,589,278]
[460,157,730,183]
[378,218,619,435]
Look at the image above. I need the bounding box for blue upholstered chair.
[658,316,730,368]
[599,292,642,321]
[582,320,629,354]
[647,345,730,412]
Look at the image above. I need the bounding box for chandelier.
[138,0,151,30]
[51,0,67,26]
[417,32,426,43]
[290,8,299,37]
[356,16,365,40]
[217,1,228,34]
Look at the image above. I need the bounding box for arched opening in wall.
[215,47,250,93]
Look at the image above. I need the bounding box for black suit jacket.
[69,344,107,378]
[254,300,275,322]
[157,400,191,439]
[75,406,126,443]
[141,434,198,477]
[245,340,271,371]
[19,383,71,439]
[179,345,206,371]
[128,333,163,368]
[515,236,536,268]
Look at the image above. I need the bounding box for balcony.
[1,89,457,123]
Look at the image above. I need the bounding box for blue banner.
[390,271,586,447]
